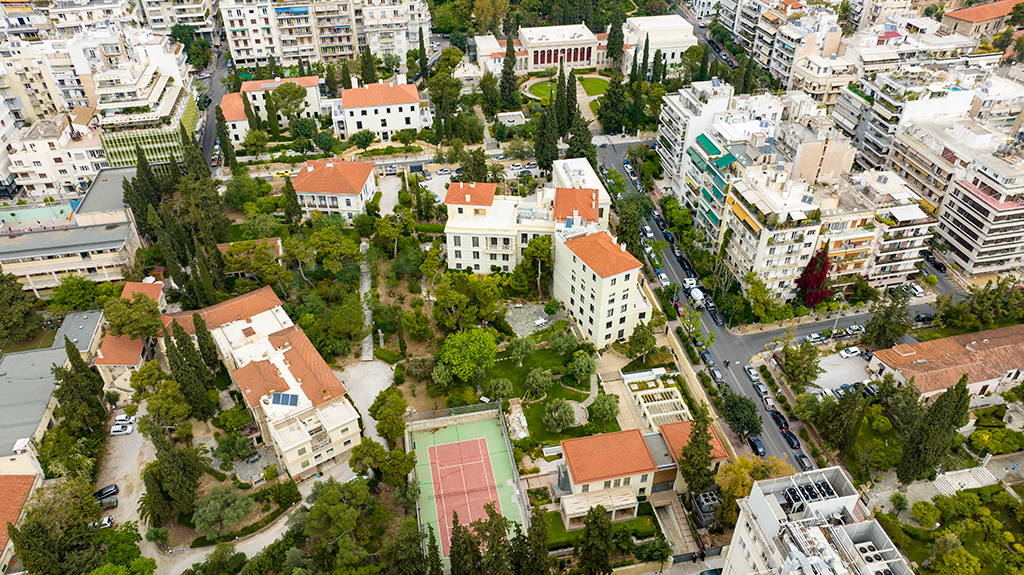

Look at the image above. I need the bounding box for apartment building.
[220,0,430,68]
[832,66,979,171]
[0,0,54,39]
[553,228,652,343]
[718,0,770,50]
[0,165,143,295]
[749,10,843,89]
[789,55,857,109]
[657,79,735,200]
[0,98,20,197]
[291,158,376,220]
[241,75,321,130]
[838,18,992,77]
[936,152,1024,275]
[333,81,428,142]
[722,467,911,575]
[620,15,698,79]
[8,115,108,197]
[50,0,139,35]
[854,171,935,288]
[818,181,878,292]
[969,76,1024,129]
[775,114,855,185]
[140,0,216,41]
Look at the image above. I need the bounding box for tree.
[555,65,568,136]
[271,82,307,123]
[890,492,909,514]
[522,234,553,296]
[282,176,302,232]
[242,129,269,156]
[0,268,41,342]
[722,394,762,437]
[463,147,489,182]
[565,111,596,169]
[191,312,220,373]
[215,106,237,169]
[897,375,969,483]
[932,547,981,575]
[360,47,378,83]
[793,393,820,423]
[576,506,614,575]
[350,129,376,150]
[480,71,501,117]
[744,271,781,323]
[7,476,103,575]
[384,518,425,575]
[626,322,657,363]
[326,63,339,97]
[242,92,260,131]
[782,340,824,394]
[815,391,863,456]
[508,337,534,366]
[427,525,443,575]
[678,403,715,492]
[419,29,429,83]
[566,68,579,123]
[487,377,514,399]
[440,328,497,381]
[715,455,794,525]
[796,246,832,308]
[449,512,481,575]
[525,368,553,400]
[1007,1,1024,27]
[534,105,559,173]
[368,386,408,449]
[499,37,520,110]
[192,485,254,537]
[542,398,575,433]
[340,62,353,91]
[590,393,619,423]
[51,336,105,437]
[104,293,161,339]
[569,349,596,383]
[889,377,923,430]
[598,71,629,135]
[865,289,912,348]
[264,96,280,138]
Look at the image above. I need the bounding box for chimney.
[326,160,334,168]
[573,208,579,217]
[470,182,476,188]
[274,77,281,82]
[620,243,627,252]
[307,164,314,172]
[97,349,104,359]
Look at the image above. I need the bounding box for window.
[473,251,480,259]
[490,254,497,260]
[618,328,624,338]
[361,110,367,116]
[613,479,620,487]
[457,207,464,214]
[625,274,630,281]
[474,264,480,270]
[455,250,462,258]
[297,447,307,456]
[343,439,352,447]
[405,117,412,125]
[454,236,461,246]
[605,333,611,339]
[381,119,387,127]
[623,477,630,485]
[301,460,310,468]
[472,237,479,247]
[639,487,646,495]
[640,474,648,482]
[611,278,616,286]
[606,321,612,328]
[639,312,646,319]
[345,198,352,207]
[582,484,589,493]
[607,309,613,317]
[356,121,362,129]
[619,317,626,324]
[603,480,611,489]
[620,304,627,313]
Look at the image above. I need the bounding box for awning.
[561,487,638,518]
[696,134,721,156]
[714,153,737,169]
[686,147,708,171]
[888,204,928,222]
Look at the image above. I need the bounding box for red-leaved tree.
[796,245,832,308]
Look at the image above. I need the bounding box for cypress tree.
[566,110,596,170]
[419,28,429,82]
[193,238,218,306]
[606,12,624,61]
[499,37,520,110]
[340,62,352,91]
[360,47,378,84]
[535,103,558,172]
[426,525,443,575]
[253,61,264,81]
[267,54,279,78]
[651,49,663,84]
[122,178,151,237]
[555,65,568,137]
[597,71,628,135]
[214,106,237,170]
[168,156,182,192]
[526,506,550,575]
[629,50,639,86]
[709,59,720,81]
[231,73,242,93]
[325,64,338,98]
[266,95,280,138]
[630,75,643,130]
[567,68,579,124]
[179,123,209,182]
[641,35,650,81]
[134,145,160,208]
[192,312,220,372]
[897,375,970,483]
[698,46,710,82]
[173,318,213,392]
[242,92,260,131]
[164,329,210,420]
[283,176,301,232]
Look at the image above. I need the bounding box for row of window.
[579,473,648,493]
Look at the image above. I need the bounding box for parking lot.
[94,404,157,527]
[814,352,872,391]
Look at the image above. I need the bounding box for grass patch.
[545,511,656,550]
[973,404,1008,428]
[529,81,556,103]
[589,100,601,116]
[228,218,291,242]
[580,77,609,96]
[0,328,57,360]
[523,392,616,446]
[622,348,675,373]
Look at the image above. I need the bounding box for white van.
[763,396,778,412]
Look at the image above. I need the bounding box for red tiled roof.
[217,237,283,258]
[444,182,497,206]
[236,359,290,409]
[873,324,1024,394]
[292,159,374,196]
[121,281,163,303]
[562,429,657,485]
[268,325,347,406]
[659,420,730,463]
[563,231,642,279]
[0,475,35,551]
[497,38,523,47]
[554,187,600,223]
[595,33,609,40]
[341,82,419,109]
[162,286,282,334]
[944,0,1018,22]
[220,92,247,122]
[240,75,320,93]
[94,334,145,367]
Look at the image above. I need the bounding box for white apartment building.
[718,0,770,50]
[291,158,377,220]
[8,115,108,197]
[220,92,249,144]
[749,9,842,89]
[50,0,140,35]
[0,98,20,197]
[220,0,430,68]
[722,467,912,575]
[657,79,735,200]
[140,0,216,40]
[838,17,994,76]
[0,165,143,295]
[789,55,857,109]
[241,75,321,130]
[620,15,698,79]
[331,81,429,141]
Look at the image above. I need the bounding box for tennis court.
[412,416,524,557]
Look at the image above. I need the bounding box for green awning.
[714,153,737,169]
[696,134,721,156]
[686,147,708,172]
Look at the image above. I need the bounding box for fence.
[498,404,531,529]
[406,401,499,426]
[672,546,724,564]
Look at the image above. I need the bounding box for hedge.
[375,347,403,364]
[875,513,910,550]
[414,223,445,233]
[359,145,423,158]
[206,466,227,482]
[191,504,291,548]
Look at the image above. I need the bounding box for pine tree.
[565,110,596,169]
[340,62,352,91]
[214,106,237,170]
[360,47,378,84]
[192,312,220,373]
[567,68,579,123]
[577,506,614,575]
[554,65,568,137]
[499,38,520,110]
[641,35,650,81]
[525,506,550,575]
[606,12,624,61]
[283,176,301,232]
[242,92,260,131]
[325,64,338,97]
[419,28,429,83]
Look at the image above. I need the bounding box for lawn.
[973,405,1007,428]
[0,328,56,360]
[523,394,620,446]
[580,77,609,96]
[589,100,601,116]
[545,510,656,550]
[529,80,556,101]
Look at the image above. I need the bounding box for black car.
[770,410,789,431]
[679,258,694,273]
[656,219,667,231]
[663,230,675,243]
[862,349,874,361]
[921,249,934,263]
[700,350,715,366]
[915,313,936,323]
[709,309,725,326]
[672,245,683,258]
[795,453,813,471]
[747,436,766,456]
[782,430,801,449]
[934,261,948,273]
[94,484,119,500]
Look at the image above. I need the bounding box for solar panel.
[271,392,282,405]
[711,78,721,87]
[289,394,298,406]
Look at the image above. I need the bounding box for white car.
[839,347,861,359]
[642,225,654,239]
[846,324,865,336]
[436,168,451,175]
[658,273,671,286]
[525,161,538,169]
[510,163,523,170]
[909,283,926,298]
[90,517,114,529]
[804,332,825,344]
[198,72,212,79]
[682,278,697,289]
[114,414,136,425]
[110,424,133,436]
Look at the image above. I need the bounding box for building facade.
[291,158,377,220]
[333,81,428,141]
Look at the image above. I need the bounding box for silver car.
[109,424,133,436]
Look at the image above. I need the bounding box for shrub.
[876,513,910,549]
[911,501,940,527]
[393,364,406,385]
[375,347,403,364]
[414,224,445,233]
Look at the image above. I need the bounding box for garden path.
[360,240,373,361]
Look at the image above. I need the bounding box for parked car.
[90,517,114,529]
[934,261,948,273]
[198,71,212,79]
[915,313,936,323]
[525,161,538,169]
[658,273,671,286]
[862,349,874,361]
[99,497,118,510]
[763,396,778,412]
[110,424,133,436]
[94,484,119,499]
[114,415,136,425]
[747,436,766,456]
[655,219,667,231]
[753,383,768,397]
[909,283,926,298]
[674,301,685,316]
[454,167,463,174]
[709,309,725,326]
[436,168,451,175]
[846,324,865,336]
[510,163,523,170]
[744,365,761,383]
[663,230,675,243]
[422,170,433,180]
[921,249,934,263]
[770,410,789,431]
[839,346,861,359]
[672,245,683,258]
[518,170,532,178]
[682,278,697,290]
[795,453,813,471]
[804,332,825,344]
[782,430,801,449]
[700,350,715,366]
[709,366,725,383]
[642,225,654,239]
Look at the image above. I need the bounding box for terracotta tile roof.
[562,429,657,485]
[292,159,374,196]
[220,92,247,122]
[94,334,145,367]
[497,38,523,47]
[341,82,419,109]
[121,281,163,303]
[596,33,609,40]
[0,474,35,551]
[217,237,283,258]
[659,420,730,463]
[554,187,600,223]
[161,286,282,334]
[268,325,348,406]
[563,231,642,279]
[873,324,1024,394]
[444,182,497,206]
[240,75,320,93]
[236,359,290,409]
[944,0,1017,22]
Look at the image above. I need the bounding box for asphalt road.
[200,44,230,164]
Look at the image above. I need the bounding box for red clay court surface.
[428,438,502,555]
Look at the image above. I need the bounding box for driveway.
[377,175,402,215]
[95,402,157,527]
[332,360,394,446]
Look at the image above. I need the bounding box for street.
[200,46,230,163]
